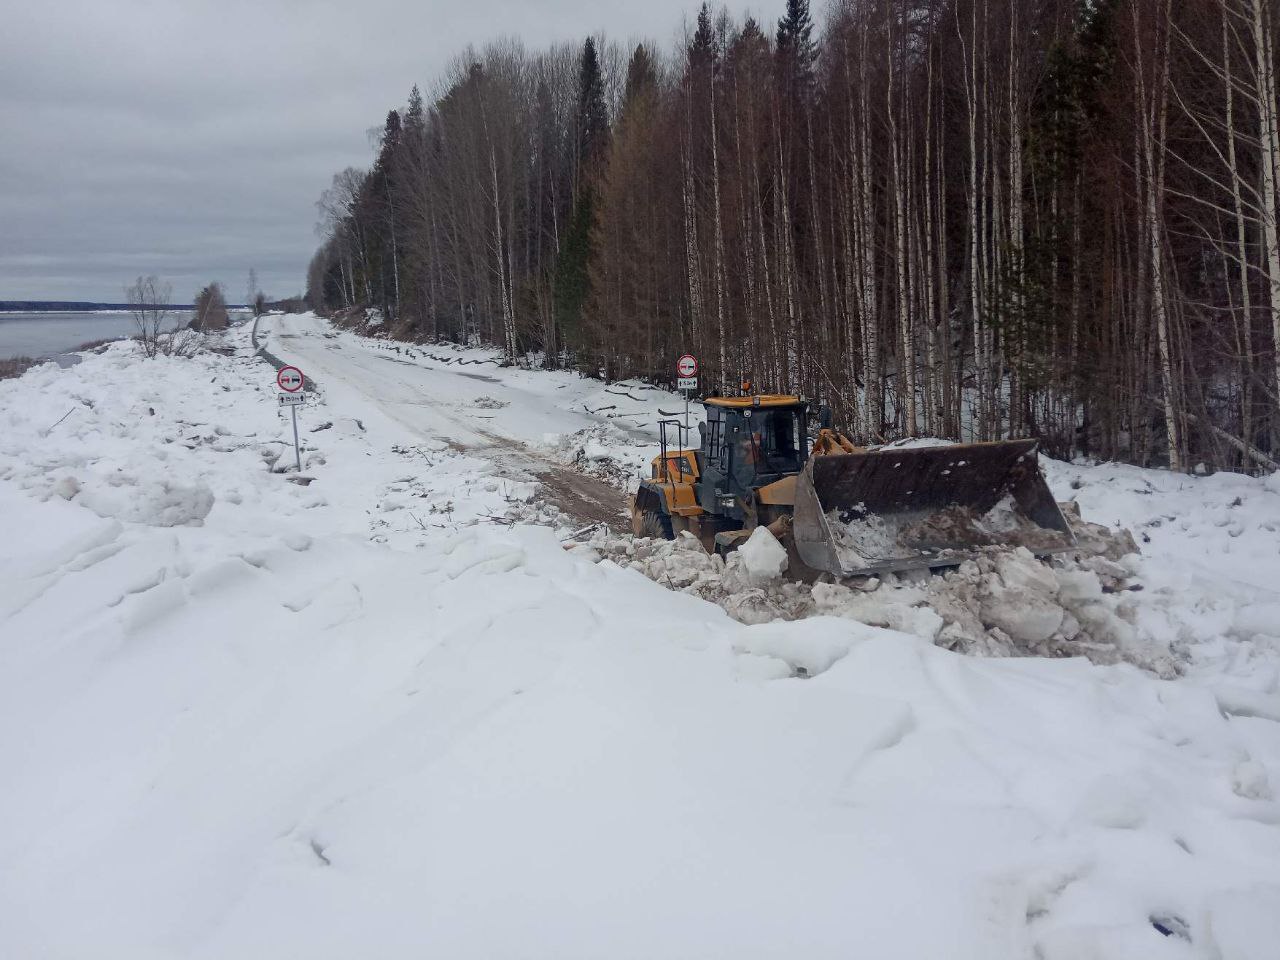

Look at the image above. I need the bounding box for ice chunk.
[980,586,1064,643]
[738,526,788,583]
[1234,602,1280,640]
[1054,569,1104,603]
[995,547,1060,596]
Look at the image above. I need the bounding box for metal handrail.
[657,418,692,481]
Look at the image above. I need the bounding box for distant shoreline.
[0,303,195,313]
[0,302,246,312]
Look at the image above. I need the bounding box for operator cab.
[698,396,808,518]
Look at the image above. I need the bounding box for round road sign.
[677,354,698,378]
[277,365,305,392]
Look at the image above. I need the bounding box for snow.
[826,503,900,567]
[738,525,788,582]
[824,493,1074,573]
[981,492,1024,532]
[1,314,1278,958]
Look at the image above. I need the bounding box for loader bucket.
[791,439,1075,577]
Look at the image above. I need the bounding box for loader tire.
[638,508,674,541]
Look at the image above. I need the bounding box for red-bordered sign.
[677,354,698,378]
[277,365,304,393]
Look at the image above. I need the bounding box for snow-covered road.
[266,312,630,525]
[2,316,1278,959]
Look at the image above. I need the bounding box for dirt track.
[537,464,626,526]
[458,429,627,528]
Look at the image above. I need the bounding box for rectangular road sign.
[278,392,305,406]
[677,376,698,391]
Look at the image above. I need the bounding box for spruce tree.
[690,3,716,73]
[404,85,425,137]
[554,191,593,357]
[556,37,612,360]
[623,43,657,118]
[575,36,610,189]
[775,0,816,101]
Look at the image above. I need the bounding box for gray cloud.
[3,0,762,302]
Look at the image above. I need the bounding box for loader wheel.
[638,508,674,540]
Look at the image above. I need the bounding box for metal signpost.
[277,365,305,472]
[676,353,698,434]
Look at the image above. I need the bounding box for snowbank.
[584,520,1183,675]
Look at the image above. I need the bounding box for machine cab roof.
[703,394,805,410]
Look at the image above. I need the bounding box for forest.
[306,0,1280,473]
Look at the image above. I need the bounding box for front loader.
[630,395,1074,577]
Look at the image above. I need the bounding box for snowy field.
[1,313,1279,958]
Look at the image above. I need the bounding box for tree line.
[306,0,1280,473]
[122,269,286,358]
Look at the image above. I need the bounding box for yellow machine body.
[649,449,704,518]
[630,394,1074,576]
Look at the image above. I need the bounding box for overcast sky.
[2,0,765,304]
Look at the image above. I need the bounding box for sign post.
[277,365,305,472]
[676,353,698,437]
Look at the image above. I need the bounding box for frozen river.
[0,312,146,360]
[0,311,248,360]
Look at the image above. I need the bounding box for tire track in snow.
[265,315,626,527]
